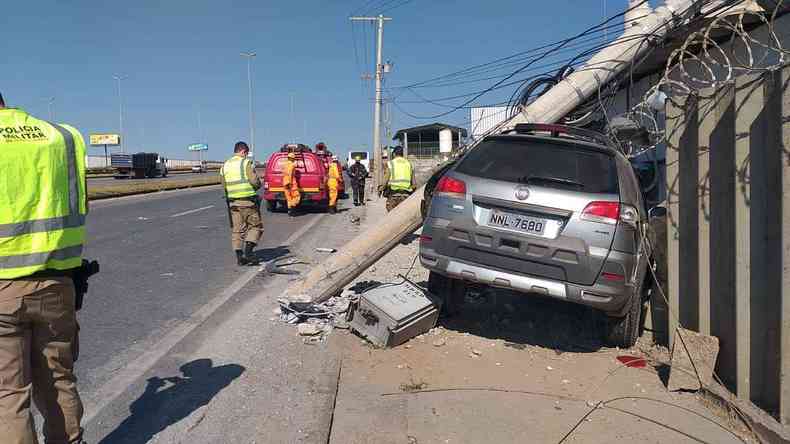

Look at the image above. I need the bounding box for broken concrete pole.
[284,186,425,304]
[668,327,720,391]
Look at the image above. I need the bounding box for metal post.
[43,97,55,121]
[241,52,256,159]
[113,75,127,153]
[349,15,392,189]
[104,144,108,167]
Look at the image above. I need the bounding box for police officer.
[220,142,263,265]
[0,92,88,444]
[348,156,368,206]
[380,146,415,212]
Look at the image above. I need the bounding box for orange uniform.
[283,158,301,209]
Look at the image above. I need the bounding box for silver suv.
[420,124,652,347]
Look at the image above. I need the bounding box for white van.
[347,150,370,172]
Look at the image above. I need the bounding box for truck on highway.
[111,152,169,179]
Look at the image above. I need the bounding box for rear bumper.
[419,246,637,316]
[263,189,328,202]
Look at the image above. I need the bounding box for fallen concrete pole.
[285,186,425,304]
[285,1,703,304]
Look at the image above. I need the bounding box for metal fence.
[662,65,790,422]
[405,142,459,159]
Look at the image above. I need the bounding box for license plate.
[488,210,547,235]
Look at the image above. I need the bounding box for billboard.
[188,143,209,151]
[89,134,121,146]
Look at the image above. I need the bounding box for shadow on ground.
[436,287,606,353]
[98,359,245,444]
[249,245,290,263]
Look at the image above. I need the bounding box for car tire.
[427,271,465,317]
[604,289,643,348]
[266,200,277,212]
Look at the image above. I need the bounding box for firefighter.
[0,92,90,444]
[327,155,342,214]
[220,142,263,265]
[283,152,301,217]
[380,145,415,212]
[348,156,368,206]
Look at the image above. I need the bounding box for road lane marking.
[170,205,215,218]
[81,212,326,425]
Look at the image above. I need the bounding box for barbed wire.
[621,0,789,158]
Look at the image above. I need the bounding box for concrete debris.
[276,293,356,342]
[315,247,337,253]
[298,324,322,336]
[471,349,482,356]
[547,366,554,371]
[433,338,446,347]
[668,327,720,392]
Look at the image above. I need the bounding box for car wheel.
[428,271,465,317]
[266,200,277,212]
[604,289,643,348]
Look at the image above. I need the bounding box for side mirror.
[649,206,667,219]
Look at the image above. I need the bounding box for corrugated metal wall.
[663,65,790,421]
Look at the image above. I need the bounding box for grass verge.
[88,175,221,200]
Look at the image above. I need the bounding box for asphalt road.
[77,187,322,423]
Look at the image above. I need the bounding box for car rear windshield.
[455,137,618,193]
[270,156,319,173]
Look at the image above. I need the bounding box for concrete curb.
[704,382,790,444]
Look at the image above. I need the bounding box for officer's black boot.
[244,242,260,265]
[235,250,247,266]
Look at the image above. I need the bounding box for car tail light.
[601,271,625,282]
[435,176,466,199]
[419,235,432,244]
[581,201,620,225]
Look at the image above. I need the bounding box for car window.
[455,137,618,194]
[270,156,319,173]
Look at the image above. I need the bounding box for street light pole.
[43,97,55,121]
[240,52,257,159]
[113,74,127,153]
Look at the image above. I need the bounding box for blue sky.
[1,0,633,161]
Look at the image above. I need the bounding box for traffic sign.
[188,143,208,151]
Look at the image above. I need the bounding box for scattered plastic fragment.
[616,355,647,368]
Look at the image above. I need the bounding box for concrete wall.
[662,65,790,422]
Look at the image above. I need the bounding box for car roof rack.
[280,143,312,153]
[508,123,611,147]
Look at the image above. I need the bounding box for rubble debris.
[348,280,380,294]
[433,338,446,347]
[298,323,322,336]
[471,349,482,356]
[315,247,337,253]
[668,328,719,391]
[349,280,441,348]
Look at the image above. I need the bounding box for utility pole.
[350,14,392,189]
[241,52,256,159]
[113,74,127,153]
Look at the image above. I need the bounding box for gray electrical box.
[348,280,441,348]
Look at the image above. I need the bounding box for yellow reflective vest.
[388,157,413,192]
[221,155,257,199]
[0,108,87,279]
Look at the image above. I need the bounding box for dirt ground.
[324,197,752,444]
